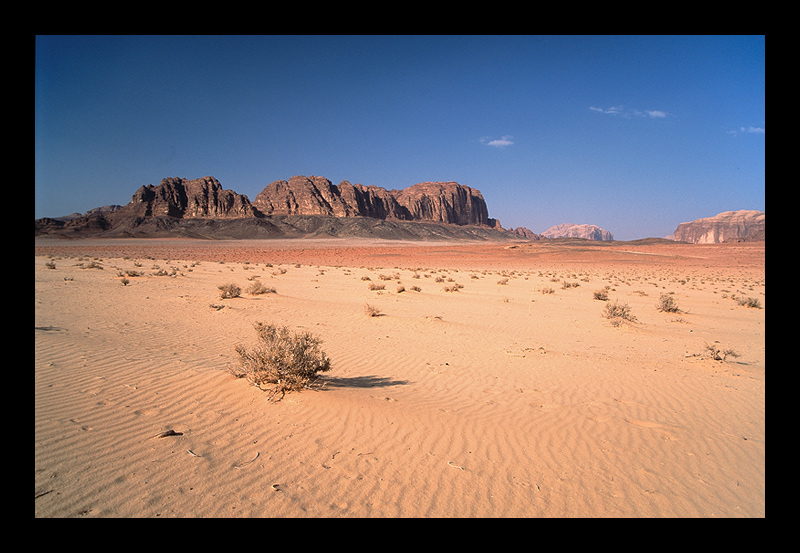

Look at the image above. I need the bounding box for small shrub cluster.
[704,342,740,362]
[232,323,332,401]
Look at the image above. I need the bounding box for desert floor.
[34,238,765,517]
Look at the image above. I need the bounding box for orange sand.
[35,238,765,517]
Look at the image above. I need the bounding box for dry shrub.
[736,296,762,309]
[593,288,609,301]
[364,303,382,317]
[232,323,332,401]
[704,342,740,362]
[603,300,637,326]
[246,280,276,295]
[218,283,241,299]
[656,293,681,313]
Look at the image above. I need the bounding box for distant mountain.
[35,175,523,241]
[540,223,613,241]
[672,210,765,243]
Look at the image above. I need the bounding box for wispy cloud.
[590,105,668,119]
[589,105,623,115]
[728,126,765,136]
[481,135,514,147]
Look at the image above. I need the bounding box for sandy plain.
[34,238,765,517]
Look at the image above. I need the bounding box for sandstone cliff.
[253,176,490,226]
[672,210,765,243]
[540,223,614,241]
[125,176,259,219]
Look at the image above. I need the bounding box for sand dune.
[35,238,765,517]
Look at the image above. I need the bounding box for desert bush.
[246,280,276,295]
[364,303,382,317]
[603,300,637,325]
[45,261,56,269]
[368,282,385,291]
[218,283,241,299]
[656,293,681,313]
[736,296,762,309]
[593,289,609,301]
[232,323,332,401]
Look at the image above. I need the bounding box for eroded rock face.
[129,176,259,219]
[672,210,765,243]
[540,223,613,241]
[253,176,490,226]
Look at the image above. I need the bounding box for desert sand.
[34,238,765,517]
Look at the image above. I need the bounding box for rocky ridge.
[672,210,765,243]
[35,175,526,241]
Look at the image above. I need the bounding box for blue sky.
[35,35,765,240]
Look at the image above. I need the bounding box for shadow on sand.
[321,375,410,389]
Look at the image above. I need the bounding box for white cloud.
[482,135,514,147]
[645,110,667,118]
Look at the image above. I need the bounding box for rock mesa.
[672,210,765,243]
[540,223,613,241]
[253,176,490,226]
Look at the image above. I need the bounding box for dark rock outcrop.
[672,210,765,243]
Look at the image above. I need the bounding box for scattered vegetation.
[364,303,382,317]
[443,282,464,292]
[232,323,332,401]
